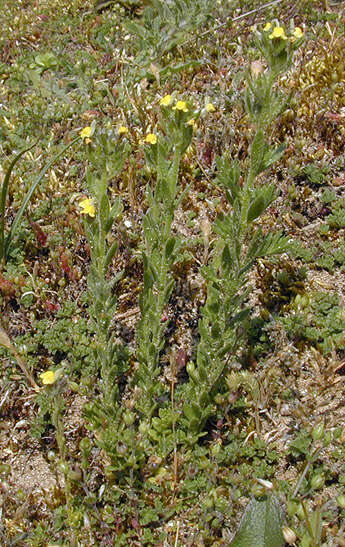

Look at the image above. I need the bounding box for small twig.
[0,388,10,409]
[114,306,140,321]
[174,521,180,547]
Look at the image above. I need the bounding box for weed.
[2,1,345,545]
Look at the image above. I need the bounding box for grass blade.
[0,141,37,261]
[4,136,80,260]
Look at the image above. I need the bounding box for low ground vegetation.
[0,0,345,545]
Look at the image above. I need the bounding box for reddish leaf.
[29,219,48,247]
[175,348,187,372]
[0,272,16,297]
[45,300,60,313]
[60,252,75,280]
[131,517,141,531]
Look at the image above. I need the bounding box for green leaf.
[247,195,266,222]
[227,308,250,328]
[262,143,286,170]
[183,403,199,421]
[105,197,123,233]
[230,494,284,547]
[0,140,37,261]
[143,270,154,290]
[99,193,110,228]
[216,157,241,205]
[247,184,277,222]
[104,240,119,269]
[250,130,266,176]
[165,236,176,259]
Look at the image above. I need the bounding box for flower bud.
[79,437,91,452]
[17,488,25,501]
[0,464,11,475]
[282,526,297,544]
[296,502,305,520]
[68,381,79,392]
[337,495,345,508]
[324,431,332,446]
[287,500,298,516]
[312,422,324,441]
[211,441,221,456]
[339,474,345,485]
[123,410,135,426]
[58,461,70,475]
[117,442,128,455]
[139,421,150,434]
[251,483,266,497]
[104,466,115,480]
[69,466,82,482]
[47,450,56,462]
[214,394,225,405]
[186,361,195,374]
[310,473,325,490]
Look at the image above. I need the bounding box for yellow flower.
[79,198,96,217]
[206,103,216,112]
[263,22,272,31]
[118,126,129,135]
[172,100,188,112]
[269,26,288,40]
[160,94,172,106]
[145,133,157,145]
[293,27,303,39]
[186,118,196,127]
[40,370,56,385]
[79,126,92,139]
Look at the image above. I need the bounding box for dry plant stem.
[171,379,178,488]
[51,396,76,545]
[174,521,180,547]
[301,500,321,546]
[0,326,40,391]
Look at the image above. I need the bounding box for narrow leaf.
[4,136,80,259]
[247,195,266,222]
[165,236,176,259]
[104,240,119,269]
[250,130,266,176]
[262,143,286,170]
[0,141,37,260]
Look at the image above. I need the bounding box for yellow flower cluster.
[269,26,288,40]
[263,22,304,41]
[159,95,216,130]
